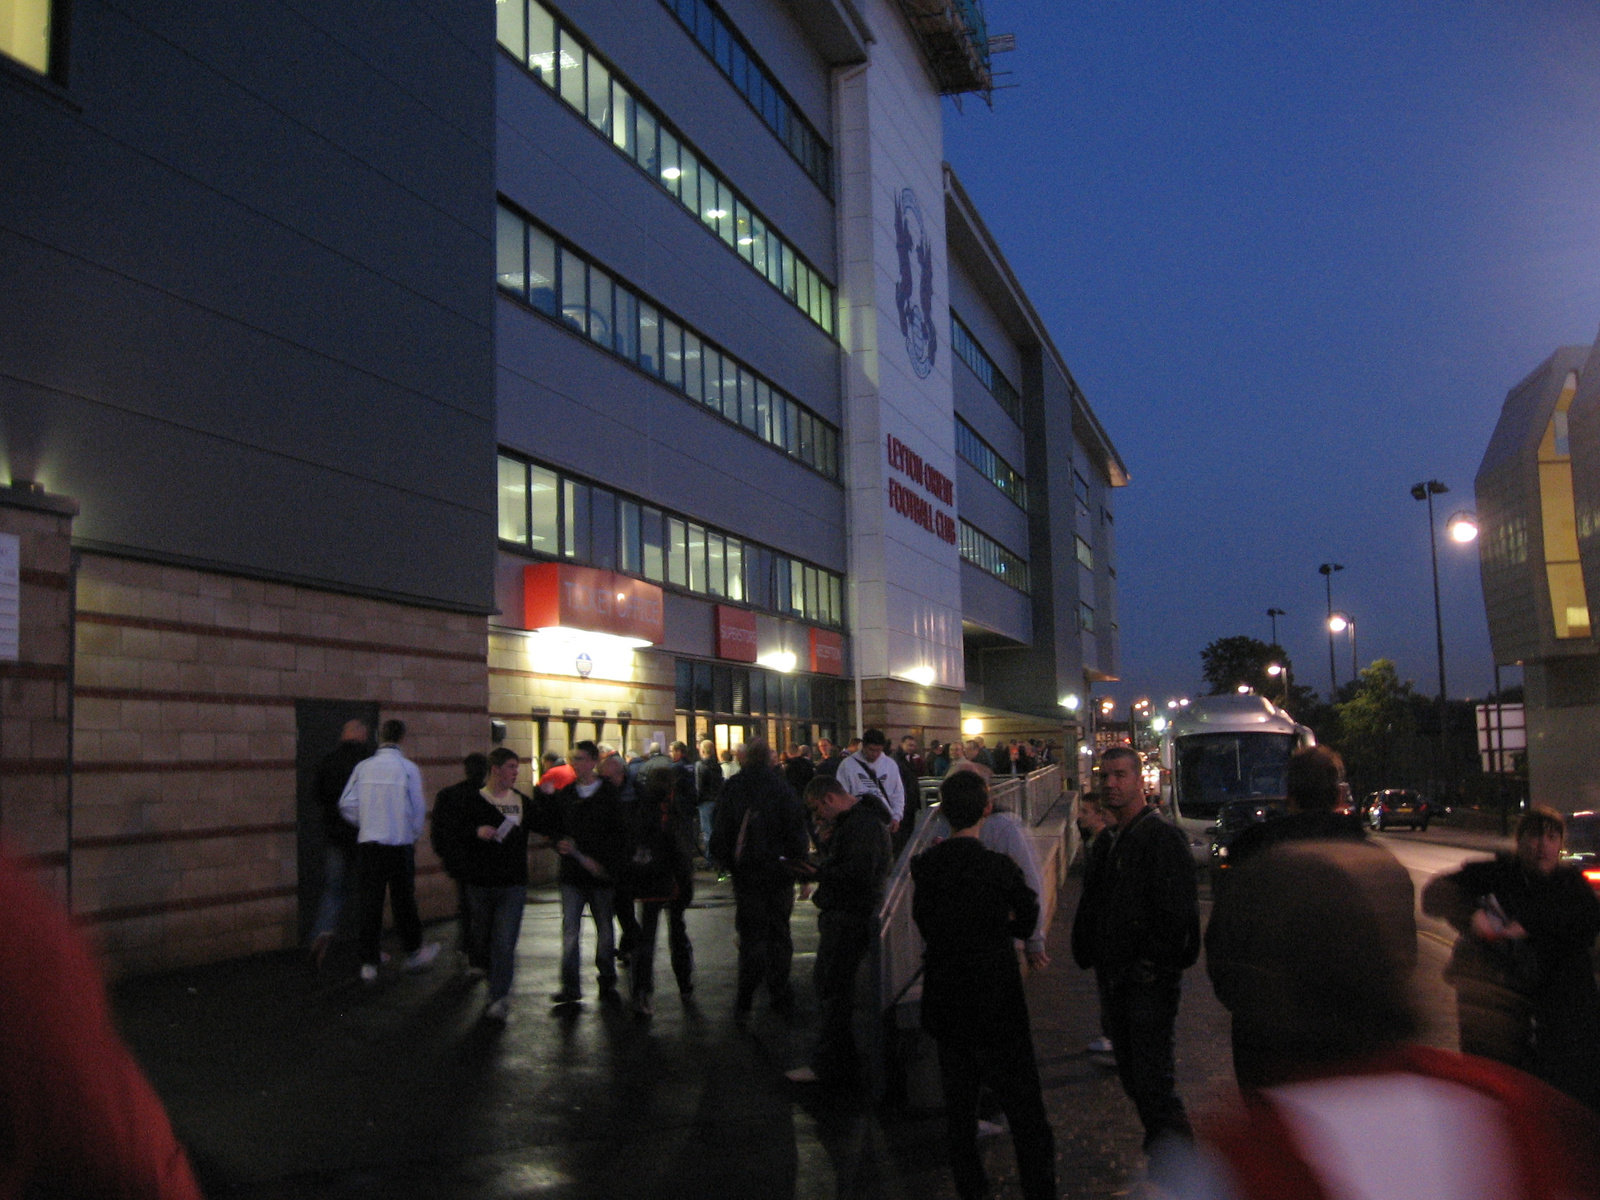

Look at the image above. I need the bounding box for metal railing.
[876,763,1065,1014]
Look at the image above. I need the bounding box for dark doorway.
[295,700,379,944]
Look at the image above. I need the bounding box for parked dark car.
[1208,799,1285,880]
[1364,788,1429,831]
[1561,811,1600,895]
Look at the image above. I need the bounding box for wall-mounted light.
[961,717,983,736]
[905,665,936,687]
[1061,693,1081,712]
[757,650,797,673]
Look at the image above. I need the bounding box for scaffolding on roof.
[895,0,994,100]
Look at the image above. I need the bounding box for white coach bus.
[1158,694,1315,864]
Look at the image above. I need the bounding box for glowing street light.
[1448,511,1479,544]
[1327,613,1348,634]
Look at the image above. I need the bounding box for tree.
[1332,659,1416,795]
[1199,635,1291,698]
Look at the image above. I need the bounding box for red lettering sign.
[886,432,958,544]
[810,628,843,676]
[523,563,665,644]
[715,605,759,662]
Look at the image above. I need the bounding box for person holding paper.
[455,747,533,1021]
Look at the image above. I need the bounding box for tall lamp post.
[1267,607,1285,645]
[1409,480,1479,798]
[1319,563,1345,698]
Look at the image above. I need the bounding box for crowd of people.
[306,722,1600,1200]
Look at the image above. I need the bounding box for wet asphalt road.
[112,835,1499,1199]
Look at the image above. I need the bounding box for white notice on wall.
[0,532,19,662]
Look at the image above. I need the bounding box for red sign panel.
[715,605,759,662]
[810,628,843,676]
[523,563,664,644]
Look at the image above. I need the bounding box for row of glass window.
[497,203,840,480]
[951,312,1022,427]
[958,519,1030,595]
[496,0,836,335]
[656,0,831,195]
[1080,602,1095,633]
[954,416,1027,511]
[675,659,841,722]
[498,453,845,628]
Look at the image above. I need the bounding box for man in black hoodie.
[308,720,371,967]
[430,752,492,975]
[710,738,808,1015]
[785,776,891,1086]
[535,741,627,1006]
[912,770,1054,1200]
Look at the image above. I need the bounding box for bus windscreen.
[1173,732,1295,820]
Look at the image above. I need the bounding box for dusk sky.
[942,1,1600,709]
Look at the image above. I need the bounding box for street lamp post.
[1267,607,1285,645]
[1319,563,1345,698]
[1414,480,1452,800]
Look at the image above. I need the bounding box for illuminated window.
[1538,371,1591,638]
[497,201,840,480]
[497,0,834,335]
[1,0,52,75]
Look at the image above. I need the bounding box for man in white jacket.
[339,718,439,982]
[834,729,906,834]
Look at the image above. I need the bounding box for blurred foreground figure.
[1422,805,1600,1111]
[1163,841,1600,1200]
[0,852,202,1199]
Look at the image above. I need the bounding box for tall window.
[954,417,1027,509]
[1540,371,1590,638]
[1,0,53,74]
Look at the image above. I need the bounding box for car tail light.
[1584,868,1600,887]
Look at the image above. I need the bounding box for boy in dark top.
[911,771,1055,1200]
[450,747,532,1021]
[784,776,892,1086]
[531,740,628,1005]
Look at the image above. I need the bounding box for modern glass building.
[1476,335,1600,812]
[0,0,1123,972]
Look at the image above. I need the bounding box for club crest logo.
[894,187,937,380]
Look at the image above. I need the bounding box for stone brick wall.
[71,553,488,974]
[0,487,77,904]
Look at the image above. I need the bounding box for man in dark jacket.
[785,776,891,1086]
[782,744,816,795]
[814,737,844,780]
[1206,744,1367,1086]
[890,735,923,855]
[430,751,492,975]
[694,739,723,871]
[912,770,1054,1200]
[449,748,531,1021]
[308,720,371,966]
[625,762,698,1016]
[710,738,809,1015]
[531,741,627,1005]
[1072,746,1200,1150]
[1219,744,1363,873]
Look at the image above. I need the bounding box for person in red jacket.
[0,850,203,1199]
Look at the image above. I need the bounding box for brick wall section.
[72,553,489,974]
[0,489,77,903]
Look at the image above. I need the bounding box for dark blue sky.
[943,1,1600,708]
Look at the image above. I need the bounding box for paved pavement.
[111,853,1464,1200]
